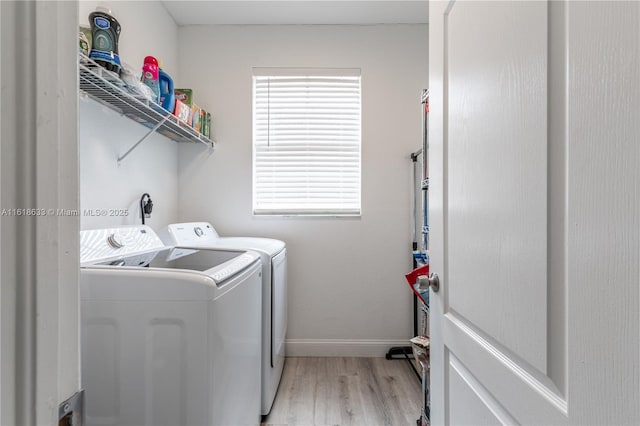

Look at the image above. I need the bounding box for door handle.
[426,273,439,292]
[417,273,440,293]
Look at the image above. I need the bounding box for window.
[252,69,361,215]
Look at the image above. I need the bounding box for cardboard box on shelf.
[174,99,192,125]
[191,104,201,132]
[205,112,212,138]
[174,88,193,107]
[199,110,206,135]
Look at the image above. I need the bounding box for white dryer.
[80,226,262,426]
[160,222,287,416]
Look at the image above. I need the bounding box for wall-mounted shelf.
[79,54,215,162]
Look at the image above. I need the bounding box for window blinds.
[253,72,362,215]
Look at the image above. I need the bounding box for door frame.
[1,1,80,424]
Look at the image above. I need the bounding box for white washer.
[160,222,287,416]
[80,225,262,426]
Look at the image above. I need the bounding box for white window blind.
[252,70,361,215]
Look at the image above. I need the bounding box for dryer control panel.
[161,222,220,246]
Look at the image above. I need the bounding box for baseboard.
[285,339,411,357]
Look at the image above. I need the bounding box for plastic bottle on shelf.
[88,6,122,75]
[157,61,176,113]
[141,56,160,104]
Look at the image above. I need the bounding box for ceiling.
[162,1,428,26]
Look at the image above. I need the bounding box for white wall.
[79,1,181,230]
[177,24,428,356]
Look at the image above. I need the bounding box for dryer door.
[271,249,287,367]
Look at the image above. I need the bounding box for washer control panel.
[80,225,165,266]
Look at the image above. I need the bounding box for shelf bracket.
[117,114,170,164]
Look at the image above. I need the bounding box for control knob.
[107,233,124,249]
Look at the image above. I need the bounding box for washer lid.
[88,246,260,284]
[150,248,259,283]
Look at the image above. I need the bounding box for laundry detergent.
[141,56,160,104]
[88,7,122,75]
[158,68,176,113]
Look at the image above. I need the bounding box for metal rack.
[412,297,430,426]
[79,54,215,162]
[385,147,424,382]
[386,93,431,426]
[418,88,430,426]
[386,90,431,426]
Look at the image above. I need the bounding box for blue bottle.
[158,67,175,113]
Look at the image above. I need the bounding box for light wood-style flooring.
[263,357,422,426]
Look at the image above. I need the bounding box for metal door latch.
[58,390,84,426]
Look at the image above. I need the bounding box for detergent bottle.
[157,60,176,113]
[88,6,122,75]
[141,56,160,104]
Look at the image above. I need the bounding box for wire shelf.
[79,54,215,149]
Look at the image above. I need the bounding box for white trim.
[286,339,411,357]
[253,67,361,77]
[34,3,80,423]
[1,2,79,424]
[1,3,20,422]
[0,0,3,421]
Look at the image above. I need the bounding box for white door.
[429,1,640,424]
